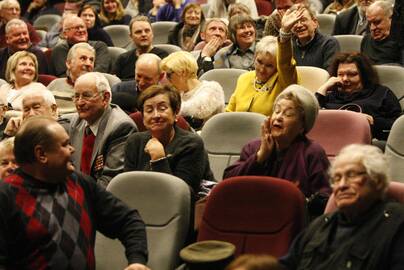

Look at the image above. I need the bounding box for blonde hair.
[160,51,198,79]
[99,0,126,25]
[5,51,38,86]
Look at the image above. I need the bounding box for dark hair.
[226,254,284,270]
[14,116,58,164]
[181,3,205,24]
[137,84,181,114]
[328,52,379,89]
[228,14,256,43]
[78,4,102,28]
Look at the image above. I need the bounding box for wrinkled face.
[292,9,318,43]
[14,56,36,86]
[184,7,202,26]
[255,52,277,82]
[357,0,374,13]
[1,3,21,21]
[337,63,363,94]
[67,48,95,80]
[0,147,17,179]
[6,24,30,51]
[63,17,88,44]
[104,0,118,14]
[43,124,75,182]
[135,62,160,91]
[366,6,391,41]
[203,20,227,43]
[331,161,378,213]
[235,22,256,49]
[22,95,56,120]
[270,99,304,143]
[131,21,153,49]
[143,94,176,134]
[80,8,96,28]
[74,77,109,124]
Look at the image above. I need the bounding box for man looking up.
[0,116,149,269]
[114,16,168,81]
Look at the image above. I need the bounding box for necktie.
[80,126,96,175]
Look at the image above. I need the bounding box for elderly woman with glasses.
[225,6,303,116]
[161,50,225,130]
[280,144,404,270]
[124,84,215,197]
[0,51,47,111]
[224,84,330,198]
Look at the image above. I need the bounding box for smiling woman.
[0,51,47,111]
[124,84,215,197]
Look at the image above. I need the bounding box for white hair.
[75,72,111,103]
[255,35,278,58]
[5,18,27,34]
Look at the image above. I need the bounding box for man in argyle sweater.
[0,116,149,270]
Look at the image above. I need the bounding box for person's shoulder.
[151,47,169,58]
[176,127,204,144]
[200,80,223,91]
[89,40,108,49]
[108,105,137,128]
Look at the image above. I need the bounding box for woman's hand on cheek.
[145,138,166,160]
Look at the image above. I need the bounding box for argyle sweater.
[0,169,148,269]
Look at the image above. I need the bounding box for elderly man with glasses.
[280,144,404,270]
[67,72,137,187]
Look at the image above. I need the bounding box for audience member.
[0,19,48,79]
[22,0,61,24]
[323,0,355,14]
[161,50,225,129]
[264,0,294,37]
[0,95,7,137]
[391,0,404,60]
[50,15,110,77]
[224,84,330,198]
[226,254,284,270]
[114,16,168,80]
[147,0,166,22]
[194,18,230,75]
[47,42,95,114]
[214,14,256,70]
[38,10,67,48]
[168,3,204,51]
[124,84,214,196]
[316,52,401,140]
[0,0,41,47]
[228,2,266,39]
[0,116,149,269]
[68,72,137,187]
[207,0,259,19]
[78,4,114,46]
[280,144,404,270]
[332,0,375,35]
[156,0,192,22]
[3,86,58,137]
[99,0,132,26]
[0,137,16,179]
[226,8,300,116]
[113,53,163,97]
[291,4,339,70]
[0,51,47,111]
[361,0,403,66]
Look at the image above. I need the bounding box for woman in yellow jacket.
[226,6,303,116]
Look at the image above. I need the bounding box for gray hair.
[0,0,20,9]
[368,0,393,17]
[66,42,95,62]
[5,18,27,34]
[330,144,390,195]
[76,72,111,103]
[0,137,14,155]
[21,87,56,107]
[136,53,162,74]
[255,35,278,58]
[201,18,228,34]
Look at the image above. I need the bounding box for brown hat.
[180,240,236,270]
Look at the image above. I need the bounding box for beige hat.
[274,84,319,133]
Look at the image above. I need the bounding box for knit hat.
[180,240,236,270]
[274,84,319,133]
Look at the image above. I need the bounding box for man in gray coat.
[68,72,137,187]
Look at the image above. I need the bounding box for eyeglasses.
[331,170,367,185]
[72,91,103,102]
[65,25,86,32]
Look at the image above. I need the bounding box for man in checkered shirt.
[0,116,150,270]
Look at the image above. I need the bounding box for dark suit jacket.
[68,104,137,187]
[332,6,360,35]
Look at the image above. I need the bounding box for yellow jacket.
[226,39,298,116]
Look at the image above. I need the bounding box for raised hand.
[317,76,342,95]
[256,118,275,164]
[201,36,223,58]
[281,5,305,33]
